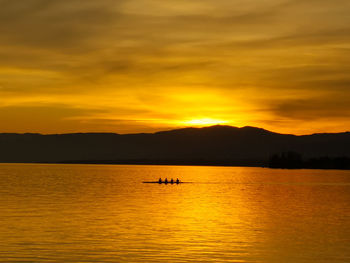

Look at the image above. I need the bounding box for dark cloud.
[0,0,119,50]
[267,95,350,121]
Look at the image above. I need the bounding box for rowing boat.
[142,181,187,184]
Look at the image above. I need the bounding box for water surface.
[1,164,350,262]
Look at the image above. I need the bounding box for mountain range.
[1,125,350,166]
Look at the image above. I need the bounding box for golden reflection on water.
[0,164,350,262]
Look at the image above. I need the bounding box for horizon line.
[1,124,349,137]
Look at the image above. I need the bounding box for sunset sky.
[1,0,350,134]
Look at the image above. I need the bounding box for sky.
[1,0,350,135]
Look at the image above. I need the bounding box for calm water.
[1,164,350,262]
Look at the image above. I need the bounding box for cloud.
[1,0,350,134]
[0,104,104,132]
[0,0,119,50]
[268,95,350,121]
[0,102,185,134]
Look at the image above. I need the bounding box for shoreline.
[1,161,350,170]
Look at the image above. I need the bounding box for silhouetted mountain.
[1,125,350,167]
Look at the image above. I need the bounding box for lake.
[0,163,350,262]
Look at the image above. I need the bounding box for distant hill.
[1,125,350,167]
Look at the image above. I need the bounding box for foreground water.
[0,164,350,262]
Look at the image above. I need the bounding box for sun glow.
[184,118,229,126]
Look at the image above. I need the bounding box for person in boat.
[158,178,162,184]
[176,178,180,184]
[164,178,168,184]
[170,178,174,184]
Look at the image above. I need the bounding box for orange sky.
[1,0,350,135]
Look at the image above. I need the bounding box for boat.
[142,181,187,184]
